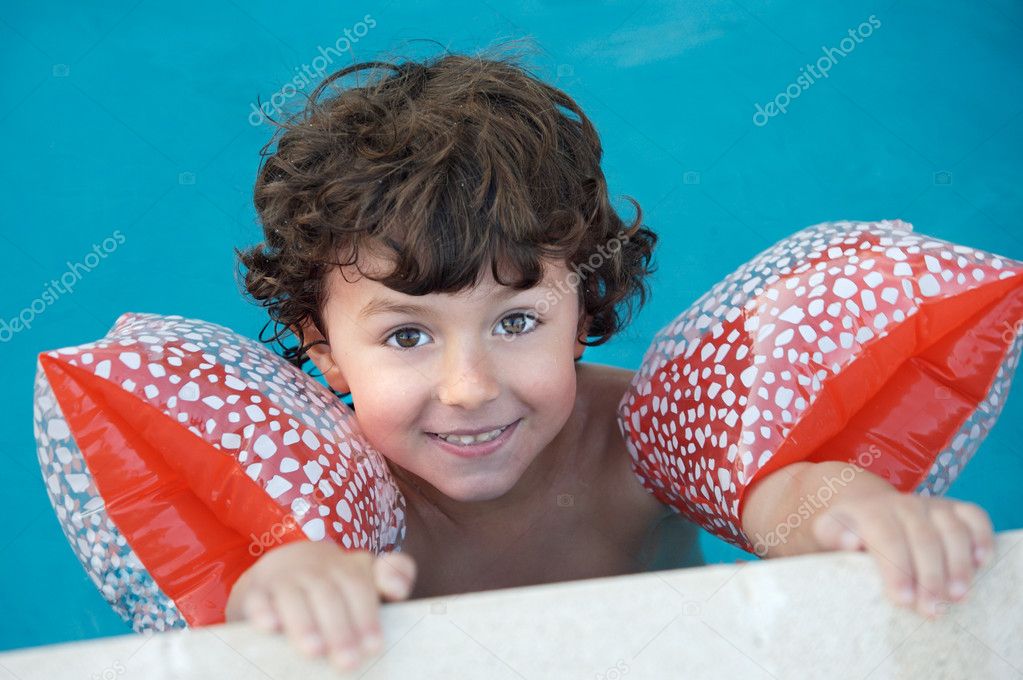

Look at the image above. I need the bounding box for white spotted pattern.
[617,220,1023,552]
[34,313,407,633]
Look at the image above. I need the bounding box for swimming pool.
[2,0,1020,651]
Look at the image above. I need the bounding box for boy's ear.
[294,319,350,394]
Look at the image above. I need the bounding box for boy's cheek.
[362,413,408,444]
[347,381,421,447]
[515,342,579,394]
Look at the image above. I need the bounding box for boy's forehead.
[331,250,573,300]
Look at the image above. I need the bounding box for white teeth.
[437,425,507,445]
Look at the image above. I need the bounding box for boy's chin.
[383,455,519,503]
[431,473,521,504]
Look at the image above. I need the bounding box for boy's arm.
[740,461,995,618]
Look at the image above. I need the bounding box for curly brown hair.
[235,43,658,376]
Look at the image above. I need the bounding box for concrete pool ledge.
[2,529,1020,680]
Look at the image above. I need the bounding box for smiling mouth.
[429,421,517,445]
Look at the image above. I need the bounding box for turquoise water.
[2,0,1021,651]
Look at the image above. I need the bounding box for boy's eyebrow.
[358,288,522,321]
[358,298,433,320]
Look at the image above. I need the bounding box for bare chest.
[400,446,698,598]
[400,487,660,599]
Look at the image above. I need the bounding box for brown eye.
[390,328,424,349]
[499,313,537,336]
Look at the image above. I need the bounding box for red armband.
[34,313,405,631]
[618,220,1023,553]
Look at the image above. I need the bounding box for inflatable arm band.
[33,313,405,632]
[618,220,1023,553]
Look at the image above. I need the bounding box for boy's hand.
[811,490,994,618]
[225,540,417,673]
[742,461,996,619]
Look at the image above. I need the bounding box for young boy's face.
[304,248,589,508]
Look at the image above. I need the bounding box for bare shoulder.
[576,362,669,524]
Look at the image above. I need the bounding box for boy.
[230,48,994,673]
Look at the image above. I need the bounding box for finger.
[302,575,363,671]
[929,504,975,601]
[374,552,417,602]
[812,510,864,552]
[854,509,917,609]
[897,501,949,618]
[242,587,280,633]
[331,567,385,657]
[271,581,325,658]
[951,501,995,567]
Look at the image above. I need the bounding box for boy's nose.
[436,342,500,409]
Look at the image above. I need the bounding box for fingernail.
[974,547,989,565]
[949,581,967,600]
[897,587,915,605]
[839,531,860,550]
[361,631,383,654]
[255,611,278,631]
[384,574,411,594]
[302,633,324,655]
[331,648,360,670]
